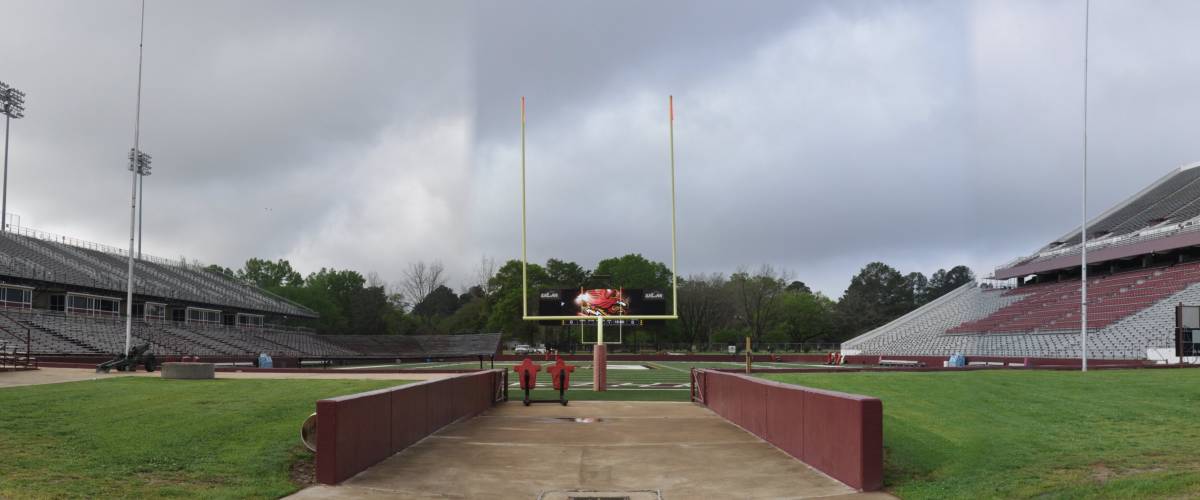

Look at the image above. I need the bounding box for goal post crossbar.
[519,96,679,323]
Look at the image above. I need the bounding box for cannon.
[96,343,158,373]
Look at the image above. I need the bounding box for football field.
[333,359,848,390]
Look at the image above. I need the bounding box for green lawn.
[0,377,406,499]
[760,369,1200,499]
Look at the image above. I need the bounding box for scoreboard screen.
[538,288,666,318]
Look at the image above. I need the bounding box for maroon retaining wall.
[691,369,883,491]
[315,369,505,484]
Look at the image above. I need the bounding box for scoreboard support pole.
[594,318,607,392]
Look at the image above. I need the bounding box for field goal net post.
[518,96,680,390]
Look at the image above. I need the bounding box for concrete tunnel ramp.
[290,401,888,499]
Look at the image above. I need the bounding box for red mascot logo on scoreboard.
[573,288,629,317]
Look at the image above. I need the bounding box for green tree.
[413,284,460,324]
[302,268,367,335]
[774,290,836,343]
[205,264,236,278]
[440,295,489,334]
[927,265,975,301]
[545,259,590,288]
[786,281,812,294]
[238,258,303,290]
[346,286,390,335]
[728,265,789,343]
[275,285,347,334]
[678,273,730,349]
[905,271,930,306]
[486,260,549,344]
[593,254,671,290]
[835,262,913,339]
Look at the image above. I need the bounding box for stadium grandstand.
[0,226,500,363]
[845,162,1200,360]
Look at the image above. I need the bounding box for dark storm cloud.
[2,1,1198,298]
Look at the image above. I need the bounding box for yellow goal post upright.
[519,96,680,391]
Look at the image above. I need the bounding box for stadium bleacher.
[0,229,315,318]
[0,226,501,362]
[0,308,500,360]
[845,162,1200,360]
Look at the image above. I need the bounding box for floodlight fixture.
[128,148,152,175]
[0,82,26,119]
[128,149,151,260]
[1,80,26,233]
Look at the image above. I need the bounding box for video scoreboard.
[538,288,666,325]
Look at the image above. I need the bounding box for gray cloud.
[2,0,1198,299]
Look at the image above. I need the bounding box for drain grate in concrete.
[539,490,660,500]
[551,417,604,423]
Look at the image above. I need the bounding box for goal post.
[518,96,681,390]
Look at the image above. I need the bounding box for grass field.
[0,377,405,499]
[761,369,1200,499]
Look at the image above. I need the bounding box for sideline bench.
[879,359,924,367]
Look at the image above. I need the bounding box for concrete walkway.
[290,401,890,499]
[0,367,126,388]
[0,367,449,389]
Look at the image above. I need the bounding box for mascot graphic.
[573,288,628,317]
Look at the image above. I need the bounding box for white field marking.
[646,362,691,373]
[337,361,470,370]
[333,364,405,370]
[708,360,846,369]
[757,361,852,369]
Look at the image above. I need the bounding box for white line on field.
[647,361,690,374]
[336,361,468,370]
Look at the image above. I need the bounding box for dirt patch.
[1090,462,1113,483]
[290,449,316,487]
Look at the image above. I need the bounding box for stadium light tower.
[124,0,148,357]
[1080,0,1090,372]
[0,81,27,233]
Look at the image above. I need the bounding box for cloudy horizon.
[2,0,1199,298]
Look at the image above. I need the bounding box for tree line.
[208,256,973,347]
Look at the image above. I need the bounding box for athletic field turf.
[0,377,406,499]
[335,360,845,391]
[761,369,1200,499]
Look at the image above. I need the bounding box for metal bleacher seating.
[0,307,499,360]
[0,230,315,318]
[0,227,503,361]
[844,263,1200,359]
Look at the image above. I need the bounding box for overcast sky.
[2,0,1199,298]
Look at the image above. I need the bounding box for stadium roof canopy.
[996,161,1200,279]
